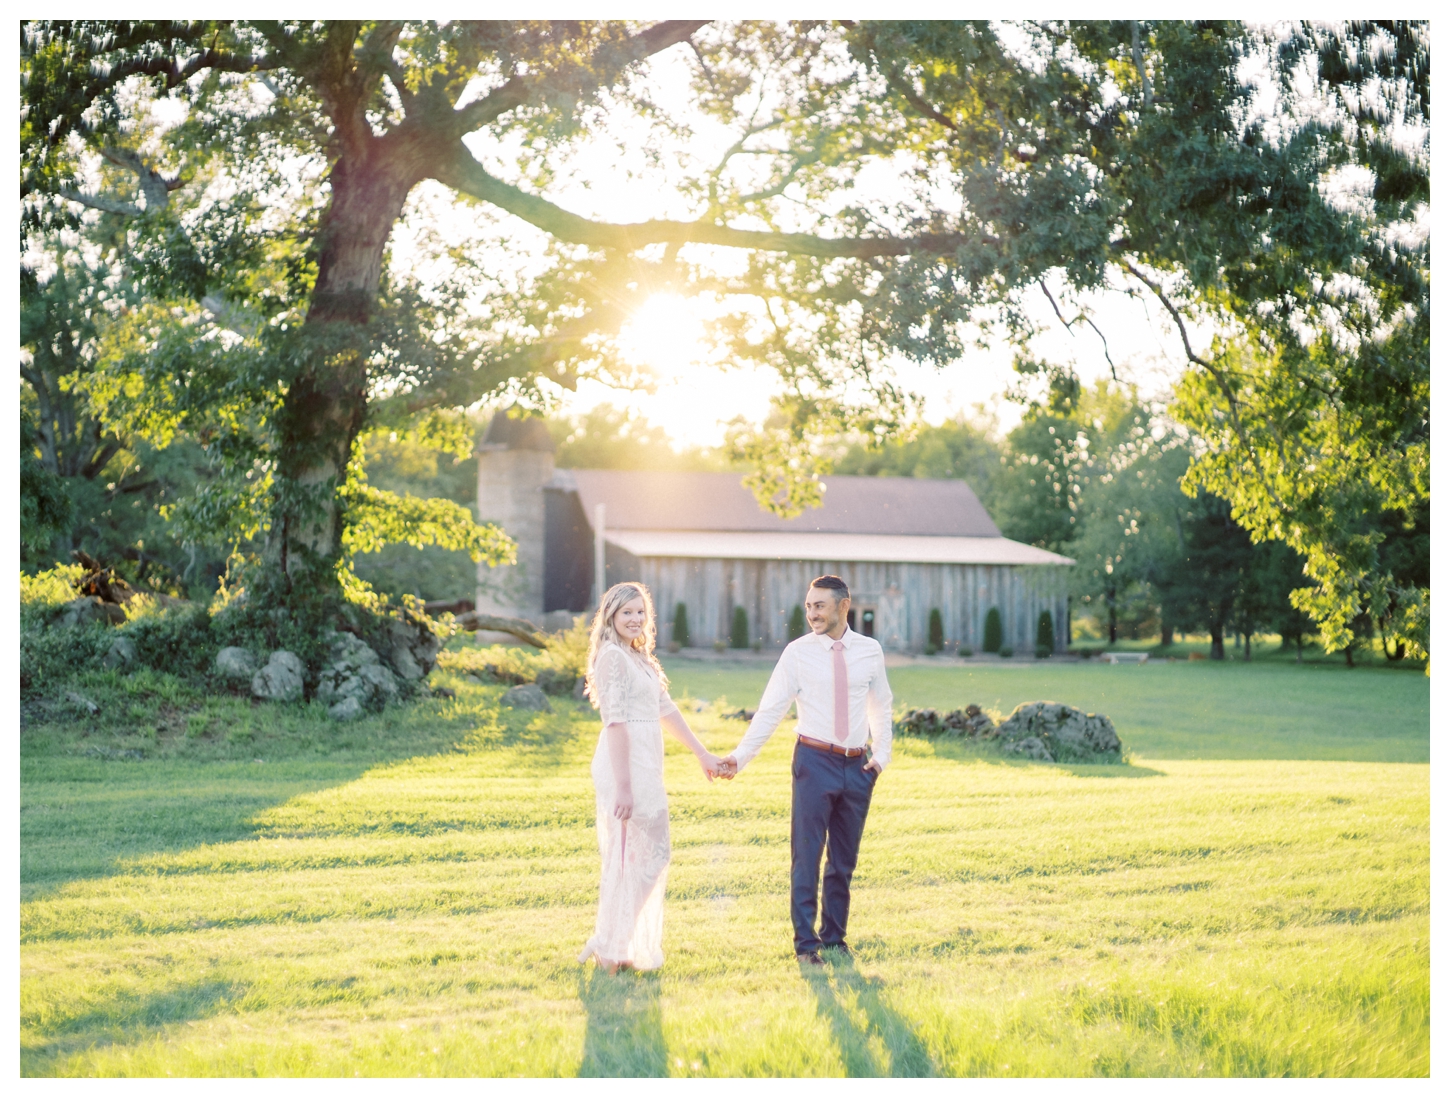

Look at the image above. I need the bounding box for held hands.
[696,753,738,781]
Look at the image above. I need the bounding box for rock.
[316,633,397,717]
[1001,736,1053,761]
[995,700,1121,761]
[57,596,126,629]
[432,686,457,700]
[328,696,365,722]
[251,650,306,703]
[65,689,100,715]
[214,646,259,681]
[383,619,442,681]
[898,708,942,736]
[501,683,551,711]
[572,676,588,700]
[102,637,137,671]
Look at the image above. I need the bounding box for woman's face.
[613,596,647,642]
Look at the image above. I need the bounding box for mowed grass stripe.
[20,664,1428,1076]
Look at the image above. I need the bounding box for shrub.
[19,564,86,627]
[787,604,806,642]
[926,608,944,654]
[999,646,1014,658]
[983,607,1003,654]
[20,620,110,694]
[672,602,690,648]
[1035,643,1052,659]
[957,645,973,657]
[730,606,749,649]
[1036,610,1055,653]
[120,604,218,678]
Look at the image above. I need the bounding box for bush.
[957,645,973,657]
[20,621,110,694]
[730,606,749,649]
[999,646,1014,658]
[787,604,806,642]
[672,602,690,648]
[1035,643,1052,659]
[926,608,944,654]
[120,604,218,678]
[1036,610,1055,653]
[983,607,1003,654]
[19,564,86,627]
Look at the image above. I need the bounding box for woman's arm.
[604,721,633,819]
[662,708,721,780]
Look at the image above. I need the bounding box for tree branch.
[1039,277,1117,380]
[450,19,710,135]
[56,189,141,217]
[1131,22,1154,112]
[435,144,993,258]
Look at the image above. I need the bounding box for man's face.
[805,586,848,635]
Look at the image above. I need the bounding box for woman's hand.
[613,784,634,821]
[699,752,723,781]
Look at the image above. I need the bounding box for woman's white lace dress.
[578,643,678,971]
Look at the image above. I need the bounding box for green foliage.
[19,411,72,570]
[833,416,1003,511]
[19,564,87,624]
[998,646,1014,659]
[787,604,807,643]
[672,603,691,649]
[926,608,944,654]
[1036,611,1054,653]
[551,405,729,472]
[983,607,1003,654]
[730,606,749,649]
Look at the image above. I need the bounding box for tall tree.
[22,20,1427,639]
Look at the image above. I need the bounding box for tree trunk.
[263,148,417,599]
[1160,622,1173,647]
[1209,621,1225,660]
[1107,584,1118,644]
[1296,634,1303,663]
[1243,631,1252,662]
[1344,644,1355,667]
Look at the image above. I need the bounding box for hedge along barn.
[475,412,1074,653]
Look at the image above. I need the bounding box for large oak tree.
[21,20,1427,654]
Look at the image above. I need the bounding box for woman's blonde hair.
[584,581,668,707]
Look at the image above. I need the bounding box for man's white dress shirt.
[729,627,894,772]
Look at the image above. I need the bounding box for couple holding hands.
[576,576,894,974]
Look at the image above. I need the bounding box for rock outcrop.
[251,650,306,703]
[501,683,551,711]
[316,632,398,720]
[57,597,126,629]
[995,701,1121,761]
[382,618,442,681]
[102,637,137,671]
[215,647,259,682]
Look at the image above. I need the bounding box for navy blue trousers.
[790,740,877,954]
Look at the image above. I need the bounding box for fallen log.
[451,610,551,649]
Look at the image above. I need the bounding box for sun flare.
[616,293,710,376]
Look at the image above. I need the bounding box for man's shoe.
[822,943,852,959]
[796,951,825,966]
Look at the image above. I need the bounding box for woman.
[577,581,721,974]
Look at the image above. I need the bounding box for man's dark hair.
[809,575,850,600]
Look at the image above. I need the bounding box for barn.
[475,413,1074,654]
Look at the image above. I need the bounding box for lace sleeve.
[593,647,630,725]
[658,682,679,719]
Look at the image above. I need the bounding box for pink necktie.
[832,640,849,743]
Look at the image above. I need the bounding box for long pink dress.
[577,643,678,971]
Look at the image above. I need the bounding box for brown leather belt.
[797,734,865,758]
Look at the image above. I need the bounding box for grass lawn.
[20,659,1428,1077]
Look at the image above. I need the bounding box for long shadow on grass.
[21,977,240,1075]
[20,689,597,903]
[576,968,667,1078]
[802,955,936,1077]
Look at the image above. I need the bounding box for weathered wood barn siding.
[612,551,1070,653]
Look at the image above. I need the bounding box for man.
[718,575,893,965]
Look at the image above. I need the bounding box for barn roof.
[560,470,1003,537]
[604,530,1074,567]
